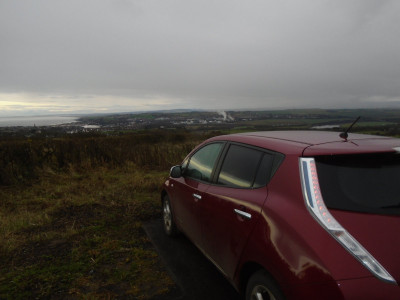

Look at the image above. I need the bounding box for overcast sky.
[1,0,400,116]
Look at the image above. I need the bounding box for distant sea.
[0,116,79,127]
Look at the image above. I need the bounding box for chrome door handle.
[193,193,202,200]
[234,209,252,220]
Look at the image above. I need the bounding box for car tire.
[162,195,179,237]
[246,270,285,300]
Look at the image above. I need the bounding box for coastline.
[0,116,79,127]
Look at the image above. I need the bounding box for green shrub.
[0,131,201,185]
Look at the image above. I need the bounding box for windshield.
[315,152,400,215]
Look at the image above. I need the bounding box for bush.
[0,131,201,185]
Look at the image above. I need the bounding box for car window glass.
[181,157,189,170]
[253,153,274,188]
[316,153,400,215]
[186,143,223,182]
[217,145,263,188]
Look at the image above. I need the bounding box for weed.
[0,163,175,299]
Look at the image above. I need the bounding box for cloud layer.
[1,0,400,115]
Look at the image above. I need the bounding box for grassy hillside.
[0,130,202,185]
[0,130,203,299]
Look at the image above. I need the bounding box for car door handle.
[234,209,252,220]
[193,193,202,200]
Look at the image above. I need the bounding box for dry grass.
[0,164,175,299]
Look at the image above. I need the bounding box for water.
[0,116,79,127]
[312,124,340,129]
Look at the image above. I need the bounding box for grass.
[0,164,176,299]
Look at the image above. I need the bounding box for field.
[1,109,400,299]
[0,131,202,299]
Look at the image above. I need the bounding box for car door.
[200,144,277,278]
[171,142,224,247]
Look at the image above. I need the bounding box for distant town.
[1,108,400,138]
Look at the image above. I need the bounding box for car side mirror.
[170,165,182,178]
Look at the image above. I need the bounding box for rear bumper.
[283,277,400,300]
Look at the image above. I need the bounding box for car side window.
[185,143,223,182]
[217,144,264,188]
[181,157,189,170]
[253,153,274,188]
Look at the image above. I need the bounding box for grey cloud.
[1,0,400,115]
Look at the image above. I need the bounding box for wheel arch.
[238,262,265,296]
[161,189,168,203]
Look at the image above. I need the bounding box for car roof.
[207,131,400,156]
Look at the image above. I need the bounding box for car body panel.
[206,134,306,156]
[238,130,388,145]
[331,210,400,283]
[304,137,400,156]
[202,185,268,278]
[283,276,400,300]
[167,176,210,247]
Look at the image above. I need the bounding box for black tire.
[245,270,285,300]
[162,195,179,237]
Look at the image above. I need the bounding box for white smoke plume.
[217,111,234,121]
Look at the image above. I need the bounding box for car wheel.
[246,270,285,300]
[162,195,179,237]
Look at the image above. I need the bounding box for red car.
[161,131,400,299]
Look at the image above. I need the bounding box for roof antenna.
[340,116,360,140]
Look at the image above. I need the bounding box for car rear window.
[315,153,400,215]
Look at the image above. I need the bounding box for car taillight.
[300,157,396,284]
